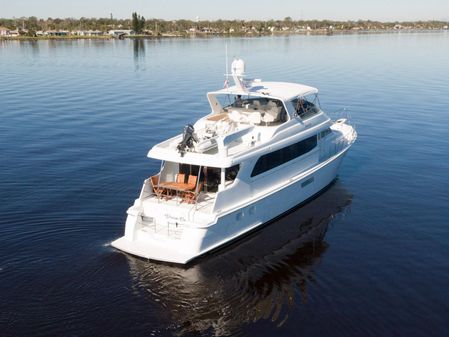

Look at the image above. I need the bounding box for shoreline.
[0,28,447,41]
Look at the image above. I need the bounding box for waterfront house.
[45,30,69,36]
[87,30,103,36]
[0,26,10,36]
[73,30,104,36]
[200,27,219,34]
[9,29,20,37]
[108,29,133,37]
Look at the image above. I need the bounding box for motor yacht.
[111,59,357,264]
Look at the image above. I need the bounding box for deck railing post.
[157,160,164,201]
[220,167,225,191]
[196,166,202,200]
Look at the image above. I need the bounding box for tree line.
[1,15,447,35]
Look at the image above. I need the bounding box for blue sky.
[2,0,448,21]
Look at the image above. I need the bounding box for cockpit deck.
[141,191,216,214]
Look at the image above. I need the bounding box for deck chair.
[179,175,197,202]
[176,173,185,183]
[150,175,163,198]
[262,100,281,123]
[186,175,197,189]
[182,180,203,204]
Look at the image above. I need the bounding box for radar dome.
[231,58,245,76]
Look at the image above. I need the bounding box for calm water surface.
[1,33,449,336]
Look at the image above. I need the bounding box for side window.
[251,135,317,177]
[225,164,240,181]
[203,165,240,192]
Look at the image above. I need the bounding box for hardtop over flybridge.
[111,58,357,264]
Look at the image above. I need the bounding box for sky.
[1,0,448,21]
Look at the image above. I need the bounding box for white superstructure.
[111,60,357,264]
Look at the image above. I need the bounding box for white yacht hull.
[111,148,348,264]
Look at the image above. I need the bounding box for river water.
[1,33,449,336]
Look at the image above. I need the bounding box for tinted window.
[225,164,240,181]
[291,97,321,120]
[251,136,317,177]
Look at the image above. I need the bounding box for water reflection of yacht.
[112,59,356,263]
[125,182,352,336]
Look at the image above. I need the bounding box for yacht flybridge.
[111,59,357,264]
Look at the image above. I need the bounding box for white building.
[108,29,133,37]
[45,30,69,36]
[0,26,10,36]
[72,30,104,36]
[8,29,20,37]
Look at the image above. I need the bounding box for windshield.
[291,94,321,120]
[214,94,257,110]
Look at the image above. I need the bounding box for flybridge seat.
[229,110,261,124]
[226,99,283,125]
[262,100,282,123]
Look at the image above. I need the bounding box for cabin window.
[226,164,240,181]
[201,165,240,192]
[251,136,317,177]
[291,94,321,120]
[179,164,200,179]
[203,167,221,192]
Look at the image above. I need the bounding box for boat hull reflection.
[124,181,352,336]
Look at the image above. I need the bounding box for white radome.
[231,58,245,76]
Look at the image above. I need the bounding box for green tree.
[25,16,40,31]
[132,12,145,33]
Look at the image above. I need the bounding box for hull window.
[301,177,314,187]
